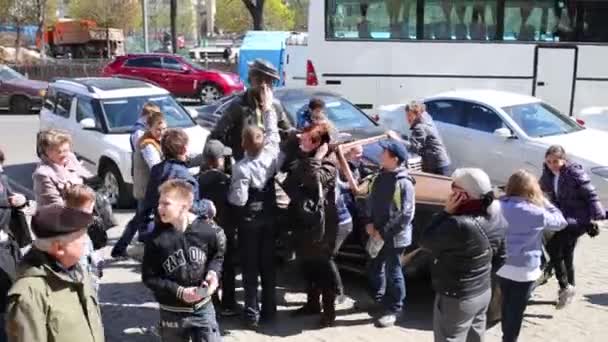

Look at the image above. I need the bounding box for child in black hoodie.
[142,179,226,342]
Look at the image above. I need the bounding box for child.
[131,102,161,153]
[297,98,325,129]
[363,140,415,328]
[142,179,225,342]
[198,139,238,316]
[499,170,567,342]
[228,106,280,328]
[141,128,206,233]
[62,184,103,292]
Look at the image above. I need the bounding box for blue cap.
[380,140,409,163]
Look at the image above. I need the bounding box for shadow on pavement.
[585,293,608,306]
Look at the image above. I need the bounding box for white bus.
[305,0,608,116]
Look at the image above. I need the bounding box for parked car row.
[0,65,48,113]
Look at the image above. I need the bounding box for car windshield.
[502,102,583,138]
[101,95,194,133]
[282,95,376,131]
[0,66,25,81]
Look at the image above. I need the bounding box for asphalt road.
[2,112,608,342]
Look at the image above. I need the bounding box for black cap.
[32,204,93,239]
[380,140,409,163]
[248,59,280,80]
[203,139,232,160]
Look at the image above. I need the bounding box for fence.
[9,59,237,82]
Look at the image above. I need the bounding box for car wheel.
[99,162,133,209]
[199,84,223,104]
[10,96,31,114]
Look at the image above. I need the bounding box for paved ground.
[2,113,608,342]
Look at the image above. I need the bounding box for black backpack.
[296,180,326,242]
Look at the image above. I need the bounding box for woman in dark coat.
[282,122,339,328]
[540,145,605,309]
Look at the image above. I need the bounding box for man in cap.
[209,58,292,161]
[363,139,416,328]
[5,204,104,342]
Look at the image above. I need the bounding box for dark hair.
[161,129,189,159]
[545,145,566,159]
[0,147,4,164]
[308,98,325,111]
[301,122,331,145]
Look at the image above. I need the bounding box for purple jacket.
[540,162,605,235]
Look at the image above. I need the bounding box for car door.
[0,75,8,108]
[70,96,105,173]
[460,102,530,186]
[161,56,193,97]
[425,100,468,170]
[121,56,164,87]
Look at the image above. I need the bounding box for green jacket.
[5,248,104,342]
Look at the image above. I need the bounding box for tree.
[69,0,142,33]
[216,0,295,33]
[242,0,265,30]
[4,0,37,62]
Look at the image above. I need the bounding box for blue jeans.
[159,303,221,342]
[112,200,145,255]
[368,245,406,313]
[500,277,535,342]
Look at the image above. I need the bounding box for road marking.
[7,178,34,198]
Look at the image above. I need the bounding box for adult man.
[209,59,292,161]
[5,204,104,342]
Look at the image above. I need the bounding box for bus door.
[533,45,578,116]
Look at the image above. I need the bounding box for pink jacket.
[32,153,93,207]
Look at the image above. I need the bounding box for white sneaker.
[556,285,575,310]
[377,313,397,328]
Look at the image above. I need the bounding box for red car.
[102,53,244,104]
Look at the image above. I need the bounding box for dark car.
[0,65,48,113]
[101,53,245,104]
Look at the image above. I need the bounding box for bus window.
[423,0,497,41]
[575,1,608,42]
[326,0,417,40]
[504,0,559,42]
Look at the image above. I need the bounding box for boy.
[142,179,225,342]
[141,128,206,233]
[297,98,325,129]
[228,104,280,328]
[62,184,103,292]
[364,140,415,328]
[198,139,239,316]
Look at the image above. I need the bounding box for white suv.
[39,77,209,208]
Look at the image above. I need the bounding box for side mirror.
[494,127,514,139]
[187,108,199,119]
[181,65,191,73]
[80,118,96,129]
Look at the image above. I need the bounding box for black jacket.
[209,90,292,160]
[141,218,226,313]
[0,171,13,230]
[420,210,506,299]
[199,169,232,230]
[407,113,451,172]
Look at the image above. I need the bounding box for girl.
[499,170,567,342]
[539,145,605,309]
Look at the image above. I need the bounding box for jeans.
[368,245,406,313]
[219,227,237,308]
[546,230,578,289]
[499,277,535,342]
[331,221,353,295]
[238,220,276,322]
[433,288,492,342]
[159,303,221,342]
[112,200,145,255]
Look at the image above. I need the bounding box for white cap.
[451,168,493,199]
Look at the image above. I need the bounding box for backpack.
[296,179,326,242]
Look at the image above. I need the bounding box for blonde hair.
[142,102,161,118]
[146,111,166,128]
[37,129,72,157]
[506,170,545,207]
[405,100,426,116]
[159,179,194,204]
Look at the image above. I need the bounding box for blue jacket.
[142,159,204,219]
[364,167,416,248]
[500,196,567,269]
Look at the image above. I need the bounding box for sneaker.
[556,285,575,310]
[110,248,128,260]
[220,305,240,317]
[376,313,397,328]
[336,294,347,305]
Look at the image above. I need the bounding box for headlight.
[591,167,608,178]
[39,89,47,97]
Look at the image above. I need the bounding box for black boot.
[320,288,336,328]
[292,287,321,317]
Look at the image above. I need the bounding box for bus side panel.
[573,46,608,115]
